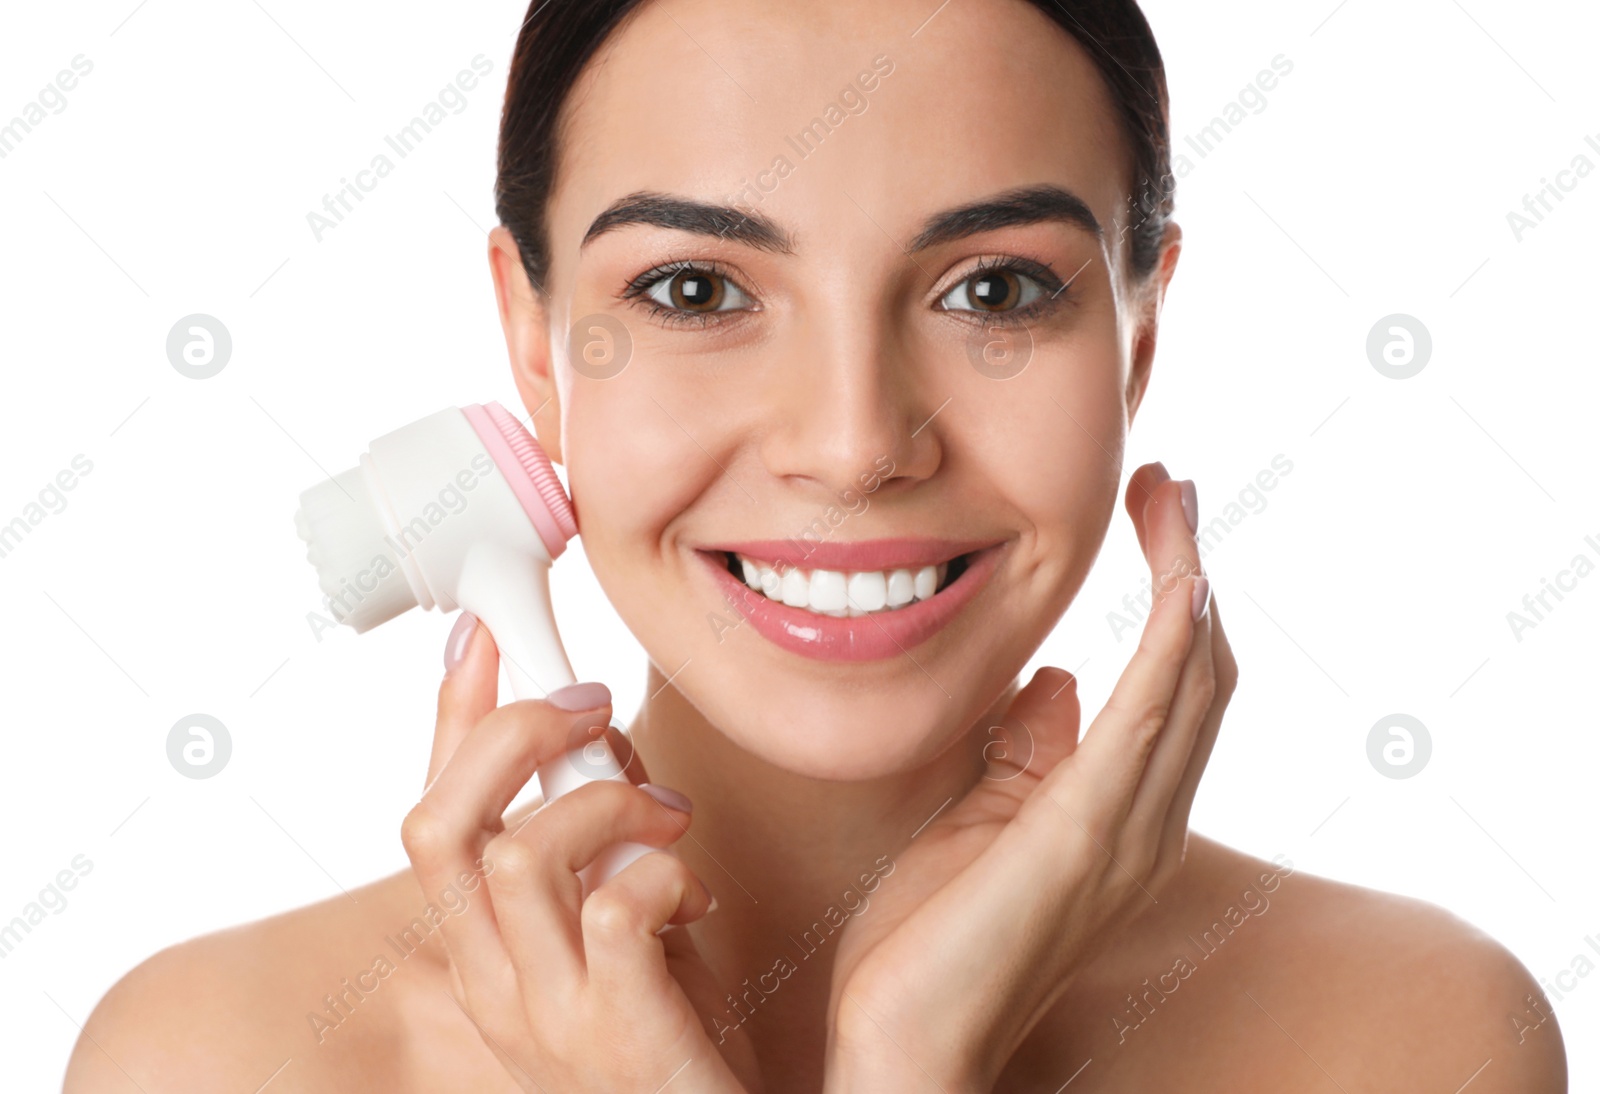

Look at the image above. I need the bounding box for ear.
[1124,220,1183,427]
[488,225,563,464]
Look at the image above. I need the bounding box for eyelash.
[951,254,1072,328]
[620,258,748,329]
[617,254,1075,329]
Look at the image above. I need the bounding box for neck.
[627,661,1020,1078]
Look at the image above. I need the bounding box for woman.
[67,0,1568,1090]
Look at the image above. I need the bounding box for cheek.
[563,381,729,650]
[972,339,1127,530]
[565,379,716,540]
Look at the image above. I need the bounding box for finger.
[603,723,649,786]
[492,780,693,994]
[400,800,514,1012]
[428,690,615,835]
[582,850,713,1000]
[1066,479,1202,833]
[429,613,500,790]
[1162,595,1237,847]
[504,718,637,830]
[1127,584,1213,844]
[401,687,616,998]
[1124,478,1214,843]
[970,666,1081,813]
[1124,462,1170,560]
[404,613,509,1009]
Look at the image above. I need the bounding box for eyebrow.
[906,184,1103,251]
[583,191,794,253]
[580,183,1103,254]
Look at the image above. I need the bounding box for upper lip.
[704,536,1004,573]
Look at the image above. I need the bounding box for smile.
[695,536,1008,662]
[726,550,963,617]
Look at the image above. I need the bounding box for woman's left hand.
[822,463,1238,1091]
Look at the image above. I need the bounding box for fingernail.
[1192,576,1210,621]
[547,681,611,711]
[443,611,477,673]
[640,782,693,813]
[1151,461,1171,484]
[707,895,719,914]
[1180,479,1199,535]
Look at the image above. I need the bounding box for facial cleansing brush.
[293,400,652,893]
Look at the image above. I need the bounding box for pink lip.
[708,536,997,573]
[696,541,1008,662]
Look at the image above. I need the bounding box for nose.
[758,308,941,501]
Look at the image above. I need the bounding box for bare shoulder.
[62,865,481,1093]
[1040,836,1566,1091]
[1173,836,1568,1091]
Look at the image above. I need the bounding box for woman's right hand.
[401,614,761,1093]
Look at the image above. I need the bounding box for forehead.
[546,0,1130,267]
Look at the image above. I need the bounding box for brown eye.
[637,263,753,319]
[968,270,1020,311]
[668,269,725,311]
[939,264,1049,316]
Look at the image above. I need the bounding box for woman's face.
[499,0,1178,779]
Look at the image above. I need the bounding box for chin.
[705,671,988,779]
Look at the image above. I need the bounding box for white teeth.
[847,570,887,612]
[809,569,847,612]
[886,569,916,607]
[780,566,809,607]
[732,553,957,616]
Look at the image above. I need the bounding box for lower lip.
[696,544,1006,662]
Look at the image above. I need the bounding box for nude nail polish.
[640,782,693,812]
[1180,479,1199,535]
[443,611,477,673]
[547,681,612,711]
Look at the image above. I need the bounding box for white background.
[1,0,1595,1088]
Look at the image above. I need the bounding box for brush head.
[461,401,578,559]
[294,402,578,635]
[295,463,420,633]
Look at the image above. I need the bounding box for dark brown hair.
[495,0,1172,295]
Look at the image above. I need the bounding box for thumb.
[976,666,1082,801]
[960,662,1088,815]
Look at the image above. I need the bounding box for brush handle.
[454,539,655,895]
